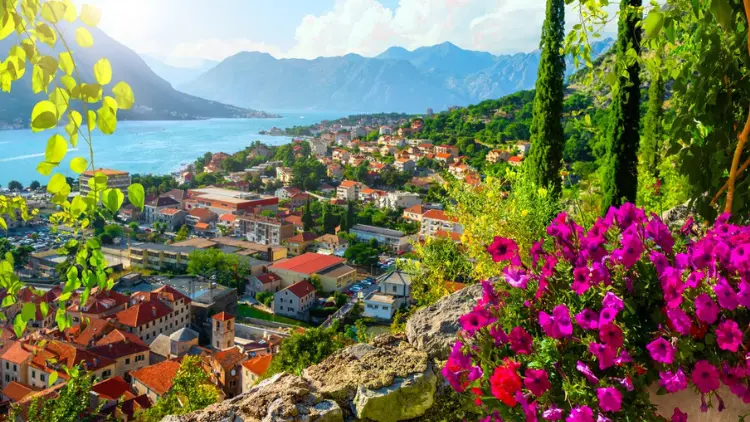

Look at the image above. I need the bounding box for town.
[0,113,533,418]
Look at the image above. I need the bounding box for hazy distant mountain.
[179,39,613,113]
[0,24,272,127]
[141,55,219,88]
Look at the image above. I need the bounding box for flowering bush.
[443,204,749,421]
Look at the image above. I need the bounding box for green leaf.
[0,12,15,41]
[103,96,118,111]
[711,0,733,30]
[45,134,67,163]
[31,65,46,94]
[80,83,102,103]
[93,58,111,85]
[0,217,6,231]
[128,183,145,211]
[70,157,88,174]
[87,110,97,133]
[21,302,35,321]
[70,195,87,217]
[97,105,117,135]
[643,11,664,40]
[48,370,58,386]
[80,4,101,26]
[62,0,77,22]
[112,81,135,110]
[31,101,58,132]
[39,302,49,317]
[60,75,77,93]
[102,188,124,213]
[41,1,66,23]
[48,173,66,194]
[65,110,82,145]
[37,162,56,176]
[75,27,94,48]
[49,87,70,117]
[12,315,26,339]
[36,23,57,47]
[58,52,74,75]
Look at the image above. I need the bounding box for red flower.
[471,387,484,406]
[489,359,522,407]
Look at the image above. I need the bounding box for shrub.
[256,291,274,307]
[444,204,749,420]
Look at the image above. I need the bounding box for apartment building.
[143,196,181,224]
[241,355,272,392]
[378,191,421,210]
[185,187,278,216]
[114,286,192,344]
[155,208,187,231]
[186,208,218,229]
[88,329,150,378]
[350,224,411,253]
[269,253,356,292]
[237,215,295,245]
[79,168,131,200]
[27,341,116,389]
[394,158,416,173]
[130,359,181,403]
[421,209,464,238]
[435,144,459,157]
[273,280,316,319]
[336,180,364,201]
[0,342,30,389]
[486,149,511,164]
[128,243,193,272]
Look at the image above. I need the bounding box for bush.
[444,204,749,420]
[256,291,274,307]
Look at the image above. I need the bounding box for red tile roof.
[212,346,246,370]
[67,289,129,315]
[188,208,217,221]
[509,156,524,163]
[130,360,181,396]
[423,209,458,223]
[95,329,145,346]
[404,204,424,215]
[283,215,303,227]
[3,381,33,402]
[1,341,30,364]
[287,232,317,243]
[271,253,344,275]
[120,394,152,419]
[29,341,116,377]
[211,312,234,322]
[257,273,281,285]
[339,180,360,188]
[92,376,135,401]
[242,354,272,378]
[115,300,172,328]
[194,222,210,230]
[285,280,316,298]
[88,337,149,360]
[436,153,452,159]
[436,230,462,242]
[220,214,236,222]
[69,318,116,346]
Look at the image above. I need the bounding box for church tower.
[211,312,235,350]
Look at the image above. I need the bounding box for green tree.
[399,236,472,306]
[344,242,379,266]
[264,325,349,377]
[187,249,249,291]
[140,356,220,421]
[639,70,666,182]
[600,0,643,210]
[346,201,355,229]
[525,0,566,194]
[7,180,23,191]
[175,224,189,242]
[153,221,167,236]
[17,367,101,422]
[302,198,314,231]
[29,180,41,190]
[256,291,274,307]
[308,273,322,291]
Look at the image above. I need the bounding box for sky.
[83,0,615,67]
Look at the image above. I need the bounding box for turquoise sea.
[0,111,344,186]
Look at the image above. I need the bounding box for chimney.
[152,306,156,317]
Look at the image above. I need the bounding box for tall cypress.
[525,0,566,193]
[639,71,665,180]
[302,198,314,232]
[601,0,643,210]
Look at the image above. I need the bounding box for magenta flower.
[576,309,599,330]
[714,278,739,310]
[617,376,634,391]
[680,216,694,235]
[598,307,618,326]
[615,203,643,229]
[539,304,573,339]
[614,350,632,366]
[596,415,612,422]
[691,239,714,269]
[647,215,675,253]
[667,308,692,335]
[738,280,750,307]
[691,360,720,393]
[598,323,624,348]
[720,364,747,398]
[715,319,744,352]
[612,233,644,269]
[503,266,529,289]
[650,250,669,275]
[531,239,545,266]
[489,325,509,345]
[509,326,533,355]
[589,343,616,370]
[685,271,705,288]
[572,267,591,295]
[468,366,483,381]
[590,262,611,286]
[647,338,675,364]
[459,308,496,336]
[596,387,622,412]
[488,236,519,262]
[576,361,599,385]
[671,408,687,422]
[543,405,563,421]
[730,243,750,271]
[602,293,623,312]
[479,280,499,307]
[695,293,719,324]
[524,368,551,397]
[566,405,594,422]
[659,368,688,393]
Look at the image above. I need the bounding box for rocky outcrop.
[405,283,482,359]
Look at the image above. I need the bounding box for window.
[392,285,397,293]
[4,375,9,382]
[102,370,112,379]
[32,370,36,379]
[40,373,46,382]
[136,355,145,362]
[216,341,219,348]
[125,358,130,365]
[13,364,16,371]
[4,362,7,370]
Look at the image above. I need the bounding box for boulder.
[303,335,436,421]
[405,283,482,359]
[160,373,343,422]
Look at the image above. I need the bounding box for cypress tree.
[601,0,643,210]
[302,198,314,232]
[346,201,355,230]
[525,0,566,193]
[639,71,665,180]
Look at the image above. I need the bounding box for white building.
[350,224,411,253]
[363,294,402,320]
[377,191,422,210]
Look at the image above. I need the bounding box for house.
[276,167,294,185]
[27,340,116,389]
[397,127,410,138]
[128,243,193,272]
[308,139,328,156]
[336,180,364,201]
[205,152,230,173]
[435,153,453,165]
[508,155,525,167]
[3,381,32,403]
[359,188,386,203]
[283,214,304,232]
[241,354,272,392]
[379,271,412,299]
[118,204,141,223]
[380,145,397,156]
[246,273,283,297]
[148,327,200,363]
[285,232,317,256]
[144,196,181,224]
[435,144,459,157]
[350,224,411,253]
[403,204,425,222]
[332,149,351,163]
[269,253,356,292]
[237,215,295,245]
[114,286,191,344]
[394,158,416,173]
[185,188,278,216]
[80,168,131,200]
[130,360,181,403]
[156,208,187,231]
[410,119,424,132]
[0,342,31,389]
[289,192,311,209]
[318,183,335,195]
[379,126,392,135]
[275,186,302,200]
[218,214,238,235]
[327,164,343,179]
[369,162,386,173]
[273,280,316,319]
[421,209,464,238]
[186,208,218,229]
[362,294,401,320]
[88,330,151,378]
[486,149,510,164]
[378,191,421,210]
[207,346,247,399]
[515,141,531,156]
[335,132,351,146]
[417,143,434,153]
[448,163,473,179]
[387,137,405,148]
[162,189,187,208]
[66,289,129,323]
[314,234,348,254]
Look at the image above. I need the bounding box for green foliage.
[525,0,566,194]
[256,291,274,307]
[399,236,472,306]
[18,366,102,422]
[174,224,189,242]
[264,325,349,377]
[7,180,23,191]
[187,249,249,291]
[302,199,314,231]
[131,174,177,197]
[638,69,666,204]
[344,242,380,266]
[139,356,220,421]
[308,273,322,291]
[0,238,33,268]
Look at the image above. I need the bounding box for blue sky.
[87,0,614,67]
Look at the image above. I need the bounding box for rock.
[160,373,343,422]
[405,283,482,359]
[661,201,693,228]
[303,335,435,421]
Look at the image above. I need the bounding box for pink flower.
[691,360,720,393]
[602,293,623,312]
[479,280,499,306]
[659,368,688,393]
[572,267,592,295]
[488,236,519,262]
[685,271,705,288]
[524,368,551,397]
[503,266,529,289]
[647,214,675,253]
[539,304,573,339]
[576,309,599,330]
[489,325,509,345]
[459,308,496,336]
[509,326,533,355]
[615,203,644,229]
[613,233,644,269]
[671,408,687,422]
[598,307,618,326]
[589,343,617,370]
[647,338,675,364]
[543,405,564,421]
[715,319,744,352]
[738,280,750,307]
[730,243,750,271]
[576,361,599,385]
[694,293,719,324]
[714,278,739,310]
[667,308,692,335]
[720,364,747,398]
[566,405,594,422]
[598,323,624,348]
[618,376,634,391]
[597,415,612,422]
[596,387,622,412]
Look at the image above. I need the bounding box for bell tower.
[211,312,235,350]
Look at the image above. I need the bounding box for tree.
[140,356,220,421]
[175,225,189,242]
[153,221,168,236]
[256,291,274,307]
[600,0,643,210]
[344,243,379,266]
[399,236,472,306]
[264,325,349,377]
[302,199,314,232]
[333,291,348,308]
[308,274,322,291]
[346,201,355,229]
[29,180,40,190]
[17,367,102,422]
[7,180,23,191]
[524,0,566,194]
[639,69,666,184]
[187,249,249,291]
[0,239,33,269]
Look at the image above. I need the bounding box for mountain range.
[141,56,219,88]
[178,39,613,114]
[0,24,271,127]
